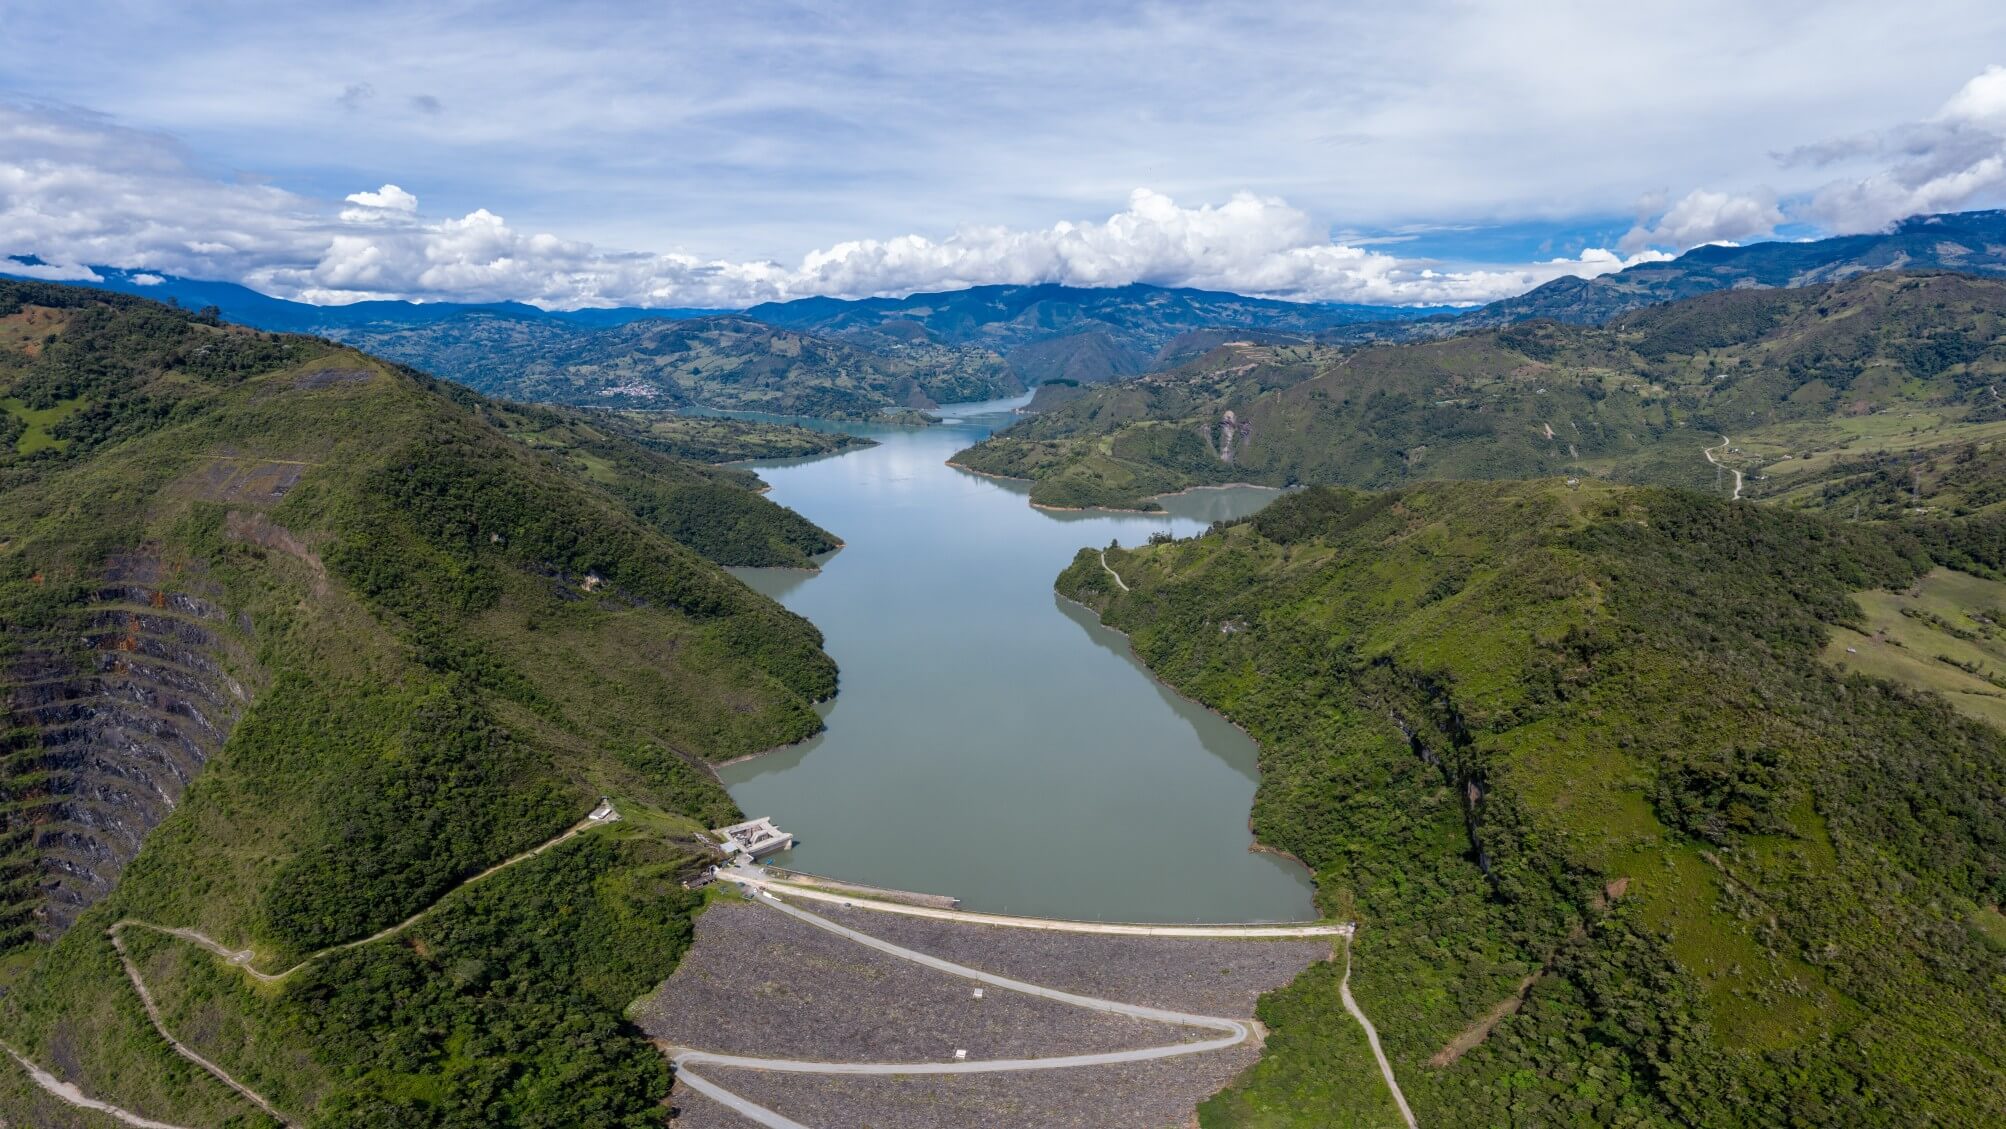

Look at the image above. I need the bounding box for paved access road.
[723,866,1352,938]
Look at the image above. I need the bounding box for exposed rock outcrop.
[1217,410,1251,464]
[2,552,256,941]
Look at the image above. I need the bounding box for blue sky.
[4,1,2006,307]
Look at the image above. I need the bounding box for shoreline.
[710,723,822,769]
[1031,500,1163,515]
[1248,840,1311,868]
[1053,588,1316,896]
[948,458,1279,515]
[943,460,1166,514]
[1150,481,1281,499]
[726,539,848,576]
[942,457,1030,484]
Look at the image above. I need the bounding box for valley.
[713,400,1316,924]
[11,13,2006,1127]
[6,243,2006,1129]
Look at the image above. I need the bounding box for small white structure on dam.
[713,816,793,861]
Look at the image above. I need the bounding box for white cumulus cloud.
[338,183,419,223]
[0,101,324,283]
[1621,188,1784,252]
[1,104,1659,310]
[266,187,1665,308]
[1800,65,2006,232]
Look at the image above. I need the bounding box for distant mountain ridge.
[327,311,1020,417]
[14,209,2006,411]
[752,279,1444,338]
[0,265,1450,393]
[17,209,2006,346]
[1411,208,2006,335]
[1,262,1441,347]
[749,281,1453,384]
[0,261,725,330]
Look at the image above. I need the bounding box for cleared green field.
[1822,568,2006,728]
[1,395,84,453]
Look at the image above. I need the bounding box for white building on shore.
[712,816,793,861]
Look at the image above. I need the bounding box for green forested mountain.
[583,412,869,465]
[960,271,2006,509]
[0,281,840,1125]
[1061,482,2006,1128]
[324,312,1021,417]
[452,400,859,567]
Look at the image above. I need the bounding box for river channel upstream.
[717,394,1317,923]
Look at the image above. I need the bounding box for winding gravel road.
[1099,548,1131,592]
[2,1042,192,1129]
[1340,936,1418,1129]
[1704,434,1744,500]
[15,805,619,1128]
[107,924,297,1126]
[116,809,615,986]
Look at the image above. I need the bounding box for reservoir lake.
[717,394,1317,923]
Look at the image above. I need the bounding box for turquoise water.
[718,395,1316,923]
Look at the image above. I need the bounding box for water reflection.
[1052,594,1261,788]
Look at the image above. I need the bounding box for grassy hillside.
[1059,482,2006,1127]
[598,412,869,464]
[0,281,841,1125]
[1823,568,2006,730]
[326,312,1019,418]
[952,342,1341,509]
[456,399,852,567]
[961,271,2006,510]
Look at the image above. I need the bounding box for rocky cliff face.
[1217,409,1251,464]
[3,551,256,940]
